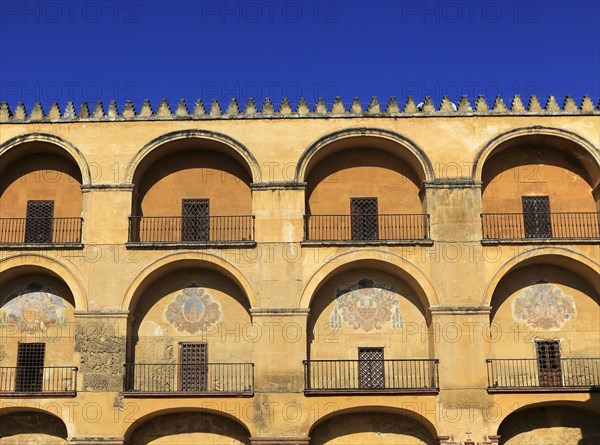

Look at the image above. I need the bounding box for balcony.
[303,214,431,244]
[303,359,439,395]
[127,215,255,248]
[123,362,254,397]
[0,217,83,247]
[486,358,600,392]
[0,366,78,397]
[481,212,600,243]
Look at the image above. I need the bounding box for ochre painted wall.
[0,153,82,218]
[0,114,598,445]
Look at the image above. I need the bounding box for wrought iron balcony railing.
[487,358,600,391]
[0,366,78,395]
[303,359,439,393]
[0,217,83,244]
[303,214,430,242]
[123,362,254,395]
[481,212,600,240]
[128,216,255,244]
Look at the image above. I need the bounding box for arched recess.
[0,258,82,373]
[300,249,439,310]
[483,248,599,362]
[125,131,259,242]
[0,133,92,186]
[122,253,257,372]
[474,127,600,218]
[122,252,257,311]
[473,127,600,187]
[126,129,261,185]
[0,409,69,444]
[496,403,599,445]
[296,128,434,183]
[482,247,600,308]
[309,406,437,445]
[302,250,439,367]
[297,129,433,224]
[0,254,88,311]
[124,408,253,445]
[0,134,87,228]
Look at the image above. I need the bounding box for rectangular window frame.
[522,196,552,239]
[536,340,562,387]
[15,342,46,393]
[351,197,379,241]
[181,198,210,242]
[358,346,385,389]
[25,200,55,243]
[179,342,208,392]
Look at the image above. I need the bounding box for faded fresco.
[0,282,67,333]
[330,278,403,332]
[164,285,222,334]
[512,281,576,330]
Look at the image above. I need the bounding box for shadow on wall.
[127,411,250,445]
[310,411,433,445]
[497,403,600,445]
[0,410,68,444]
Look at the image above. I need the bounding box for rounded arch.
[495,401,600,444]
[295,128,435,183]
[308,405,438,443]
[0,254,88,310]
[0,406,72,439]
[0,133,92,186]
[121,251,258,311]
[125,129,262,184]
[481,247,600,307]
[472,127,600,187]
[299,249,440,311]
[123,407,255,441]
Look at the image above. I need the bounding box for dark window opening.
[181,199,210,242]
[358,347,385,389]
[25,200,54,243]
[351,197,379,240]
[179,342,208,391]
[536,340,562,387]
[522,196,552,238]
[15,343,45,392]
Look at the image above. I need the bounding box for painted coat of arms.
[165,286,221,334]
[512,281,576,330]
[0,282,67,332]
[330,278,403,332]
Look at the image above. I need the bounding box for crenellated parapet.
[0,94,598,123]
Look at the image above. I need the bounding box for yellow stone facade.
[0,96,598,445]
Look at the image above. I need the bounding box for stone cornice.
[251,181,307,190]
[80,184,135,191]
[1,95,598,124]
[250,308,310,316]
[74,310,129,318]
[428,306,493,315]
[424,179,482,189]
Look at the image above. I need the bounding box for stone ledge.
[300,239,434,247]
[122,391,254,398]
[487,386,599,393]
[481,238,600,245]
[125,241,257,249]
[0,243,84,250]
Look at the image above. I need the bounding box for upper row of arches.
[1,246,598,313]
[1,126,599,188]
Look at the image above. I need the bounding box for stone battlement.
[1,94,598,123]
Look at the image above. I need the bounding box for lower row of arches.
[2,404,599,444]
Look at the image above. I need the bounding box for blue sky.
[1,0,599,110]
